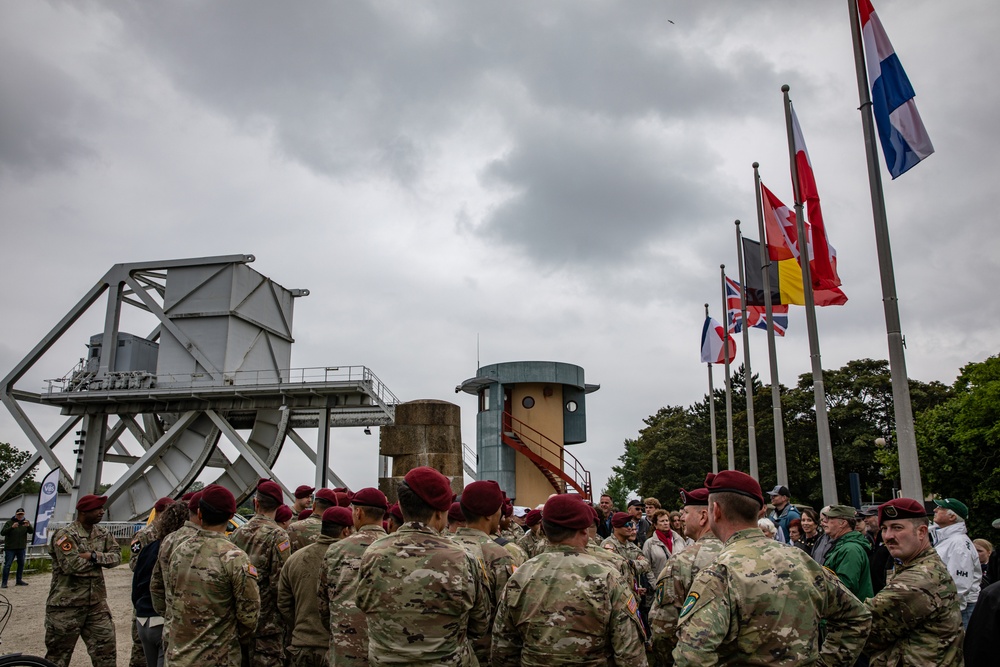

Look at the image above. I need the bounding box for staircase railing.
[500,411,592,501]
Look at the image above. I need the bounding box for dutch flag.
[859,0,934,179]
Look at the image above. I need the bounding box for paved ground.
[1,564,135,666]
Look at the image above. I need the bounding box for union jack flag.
[726,276,788,337]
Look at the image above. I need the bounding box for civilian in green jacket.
[821,505,874,601]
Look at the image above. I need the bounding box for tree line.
[605,356,1000,538]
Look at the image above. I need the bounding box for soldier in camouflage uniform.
[673,471,871,666]
[450,480,516,665]
[128,497,174,667]
[229,479,292,667]
[602,511,652,597]
[648,487,723,665]
[493,494,648,666]
[280,506,351,667]
[863,497,963,666]
[44,494,122,667]
[356,467,489,665]
[162,485,260,667]
[286,488,343,553]
[517,509,547,559]
[318,488,388,666]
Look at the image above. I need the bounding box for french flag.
[859,0,934,179]
[700,316,735,365]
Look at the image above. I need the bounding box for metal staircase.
[499,411,592,501]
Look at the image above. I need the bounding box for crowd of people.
[26,467,1000,666]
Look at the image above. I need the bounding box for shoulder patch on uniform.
[679,592,699,618]
[278,539,291,552]
[245,563,258,578]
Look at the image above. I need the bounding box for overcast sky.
[2,1,997,502]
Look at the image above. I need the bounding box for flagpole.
[705,303,719,474]
[847,0,923,501]
[753,162,788,487]
[782,85,838,505]
[734,221,759,479]
[720,265,735,471]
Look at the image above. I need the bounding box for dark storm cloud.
[0,42,95,176]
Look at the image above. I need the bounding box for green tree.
[911,356,1000,537]
[0,442,40,502]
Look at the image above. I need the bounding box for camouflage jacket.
[648,533,723,665]
[277,533,337,650]
[229,514,291,637]
[46,520,121,607]
[318,524,387,666]
[601,534,652,591]
[864,546,963,667]
[356,521,489,665]
[129,523,157,571]
[517,528,548,560]
[285,514,322,553]
[163,528,260,667]
[673,528,871,666]
[493,531,529,566]
[150,521,199,616]
[451,526,517,665]
[492,544,648,667]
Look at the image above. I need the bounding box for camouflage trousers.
[286,646,327,667]
[248,632,285,667]
[44,601,117,667]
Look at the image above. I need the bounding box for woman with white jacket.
[641,508,686,579]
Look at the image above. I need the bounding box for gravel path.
[1,564,135,666]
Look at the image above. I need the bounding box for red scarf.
[655,529,674,552]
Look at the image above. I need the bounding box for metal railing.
[501,411,592,500]
[43,365,400,406]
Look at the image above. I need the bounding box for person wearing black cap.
[228,480,292,667]
[44,494,121,667]
[280,506,352,667]
[673,472,871,666]
[356,467,489,664]
[493,494,648,665]
[766,485,800,544]
[862,497,963,666]
[318,488,389,666]
[648,487,724,663]
[161,485,260,667]
[2,507,32,587]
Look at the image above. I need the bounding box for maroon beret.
[76,494,107,512]
[387,502,404,523]
[351,487,388,510]
[878,498,927,524]
[298,509,313,520]
[181,491,197,502]
[275,505,293,523]
[314,488,338,505]
[525,509,542,527]
[200,485,237,515]
[294,485,315,499]
[257,481,283,504]
[447,502,466,524]
[680,488,710,506]
[543,495,593,530]
[334,492,352,508]
[322,506,354,526]
[403,467,453,512]
[611,511,633,528]
[704,471,765,507]
[153,497,175,513]
[461,481,504,517]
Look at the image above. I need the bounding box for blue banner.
[33,468,60,546]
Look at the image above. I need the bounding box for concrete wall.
[378,399,464,503]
